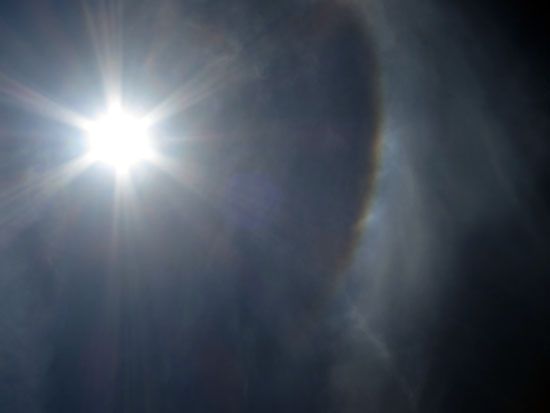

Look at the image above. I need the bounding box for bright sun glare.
[87,105,153,173]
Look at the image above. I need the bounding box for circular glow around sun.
[86,105,153,173]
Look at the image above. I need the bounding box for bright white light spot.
[87,105,153,173]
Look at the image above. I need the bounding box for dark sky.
[0,1,548,412]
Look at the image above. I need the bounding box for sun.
[86,105,153,173]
